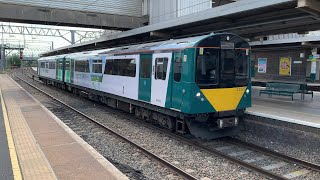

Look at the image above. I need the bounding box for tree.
[6,54,22,68]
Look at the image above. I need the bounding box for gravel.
[15,69,266,179]
[236,130,320,165]
[16,69,320,179]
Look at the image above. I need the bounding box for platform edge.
[0,88,23,180]
[11,76,128,180]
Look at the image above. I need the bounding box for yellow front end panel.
[201,87,246,112]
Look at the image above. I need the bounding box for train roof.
[38,33,248,60]
[100,34,210,55]
[38,49,110,61]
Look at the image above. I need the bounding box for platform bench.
[259,82,301,101]
[299,84,314,99]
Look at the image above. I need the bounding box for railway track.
[12,72,197,180]
[15,69,320,179]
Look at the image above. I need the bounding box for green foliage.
[6,53,21,68]
[22,60,37,67]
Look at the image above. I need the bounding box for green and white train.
[38,33,251,139]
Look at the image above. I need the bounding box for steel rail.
[227,138,320,173]
[16,71,285,180]
[14,74,197,180]
[20,69,320,179]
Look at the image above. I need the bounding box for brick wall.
[252,48,311,82]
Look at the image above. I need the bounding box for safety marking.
[228,150,252,157]
[252,104,320,117]
[243,157,264,163]
[0,88,23,180]
[283,169,310,179]
[262,162,288,170]
[215,146,233,151]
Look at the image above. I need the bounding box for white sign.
[293,61,302,64]
[313,54,320,59]
[311,61,317,74]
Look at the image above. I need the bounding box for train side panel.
[38,59,57,80]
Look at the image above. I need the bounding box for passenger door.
[138,54,152,102]
[171,52,183,110]
[57,58,65,81]
[64,58,71,83]
[151,53,172,107]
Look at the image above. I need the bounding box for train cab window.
[234,49,249,86]
[45,62,49,69]
[92,60,102,73]
[173,52,182,82]
[196,48,218,86]
[155,58,168,80]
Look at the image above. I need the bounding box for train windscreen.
[195,47,249,88]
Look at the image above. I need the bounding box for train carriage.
[38,33,251,139]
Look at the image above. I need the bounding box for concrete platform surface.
[248,86,320,128]
[0,91,14,180]
[0,74,128,180]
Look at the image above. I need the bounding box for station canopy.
[43,0,320,56]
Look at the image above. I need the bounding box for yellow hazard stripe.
[0,89,23,180]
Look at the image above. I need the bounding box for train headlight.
[246,89,250,94]
[235,117,239,126]
[196,92,201,97]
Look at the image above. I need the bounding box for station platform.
[247,86,320,128]
[0,74,128,180]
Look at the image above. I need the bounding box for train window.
[58,62,63,69]
[104,60,113,75]
[140,58,151,78]
[112,60,119,75]
[118,59,136,77]
[155,58,168,80]
[173,52,182,82]
[40,62,45,68]
[196,48,218,85]
[75,60,89,72]
[45,62,49,69]
[92,60,102,73]
[49,62,56,69]
[104,59,136,77]
[234,49,249,86]
[65,61,70,70]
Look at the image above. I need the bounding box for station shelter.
[251,44,320,83]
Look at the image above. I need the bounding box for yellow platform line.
[0,88,22,180]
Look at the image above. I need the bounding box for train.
[37,33,251,139]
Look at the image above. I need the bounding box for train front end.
[184,33,251,139]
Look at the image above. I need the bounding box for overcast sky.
[0,21,105,56]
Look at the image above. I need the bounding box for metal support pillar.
[0,47,5,71]
[71,30,76,45]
